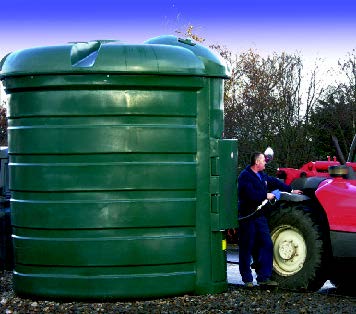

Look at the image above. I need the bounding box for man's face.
[256,154,266,171]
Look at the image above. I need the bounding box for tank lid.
[0,35,229,78]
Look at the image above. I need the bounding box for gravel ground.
[1,271,356,314]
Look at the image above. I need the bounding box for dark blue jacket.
[237,165,291,218]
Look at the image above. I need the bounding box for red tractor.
[277,156,356,185]
[268,135,356,291]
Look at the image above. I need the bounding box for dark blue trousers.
[238,215,273,283]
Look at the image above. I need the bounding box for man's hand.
[267,192,276,200]
[291,189,303,194]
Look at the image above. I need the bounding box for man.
[237,152,302,288]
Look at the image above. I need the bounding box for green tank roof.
[0,35,229,78]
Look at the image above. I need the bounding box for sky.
[0,0,356,78]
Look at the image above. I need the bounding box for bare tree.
[0,102,7,146]
[210,47,323,170]
[0,82,7,146]
[309,51,356,159]
[339,50,356,135]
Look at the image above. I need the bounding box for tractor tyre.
[268,204,328,291]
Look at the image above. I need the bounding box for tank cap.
[328,165,350,177]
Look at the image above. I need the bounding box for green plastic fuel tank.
[0,35,238,299]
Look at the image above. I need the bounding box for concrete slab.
[226,246,335,290]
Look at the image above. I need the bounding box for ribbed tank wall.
[9,74,201,298]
